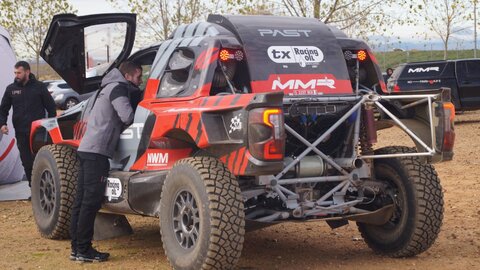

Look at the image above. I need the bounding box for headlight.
[54,94,64,101]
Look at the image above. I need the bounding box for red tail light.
[248,108,285,160]
[393,84,401,92]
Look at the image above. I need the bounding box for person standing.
[70,61,142,262]
[385,67,394,83]
[0,61,56,187]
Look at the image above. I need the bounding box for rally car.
[31,13,454,269]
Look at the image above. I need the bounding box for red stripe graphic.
[0,138,16,162]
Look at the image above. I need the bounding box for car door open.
[41,13,136,94]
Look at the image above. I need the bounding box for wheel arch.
[31,118,80,154]
[31,126,53,154]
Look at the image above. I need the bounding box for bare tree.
[222,0,280,15]
[108,0,210,46]
[280,0,396,40]
[411,0,469,60]
[0,0,75,76]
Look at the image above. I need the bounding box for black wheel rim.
[172,190,200,249]
[39,169,56,215]
[383,183,403,229]
[375,166,406,231]
[66,99,77,109]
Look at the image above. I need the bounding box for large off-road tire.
[159,157,245,270]
[31,144,78,239]
[357,146,444,257]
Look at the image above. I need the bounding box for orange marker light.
[357,50,367,61]
[263,108,281,127]
[219,49,230,61]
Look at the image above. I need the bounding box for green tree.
[0,0,75,76]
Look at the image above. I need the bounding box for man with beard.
[0,61,56,187]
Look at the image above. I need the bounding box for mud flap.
[93,212,133,240]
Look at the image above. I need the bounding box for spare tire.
[31,144,79,239]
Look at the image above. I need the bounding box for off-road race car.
[30,13,455,269]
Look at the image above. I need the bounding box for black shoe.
[76,247,110,262]
[69,249,77,261]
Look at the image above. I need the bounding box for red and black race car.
[31,14,454,269]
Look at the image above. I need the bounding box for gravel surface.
[1,111,479,270]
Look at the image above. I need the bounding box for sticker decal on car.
[407,67,440,73]
[105,177,122,201]
[229,114,242,134]
[258,29,311,37]
[267,46,324,67]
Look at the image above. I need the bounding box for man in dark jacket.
[0,61,56,187]
[70,61,142,263]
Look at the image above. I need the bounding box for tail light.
[343,50,368,61]
[434,101,455,153]
[248,108,285,160]
[393,84,401,92]
[219,48,244,62]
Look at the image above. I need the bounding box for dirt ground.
[1,111,480,270]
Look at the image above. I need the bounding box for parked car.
[387,59,480,111]
[43,80,95,109]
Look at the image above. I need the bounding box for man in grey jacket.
[70,61,142,262]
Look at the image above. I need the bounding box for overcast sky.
[69,0,119,15]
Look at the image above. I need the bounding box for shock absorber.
[360,104,376,155]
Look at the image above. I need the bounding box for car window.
[139,64,151,90]
[58,83,70,89]
[464,61,480,78]
[84,23,128,78]
[157,49,194,97]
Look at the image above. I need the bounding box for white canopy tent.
[0,26,25,186]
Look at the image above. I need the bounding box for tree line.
[0,0,477,76]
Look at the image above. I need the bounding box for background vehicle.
[30,14,454,269]
[387,59,480,111]
[43,80,95,109]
